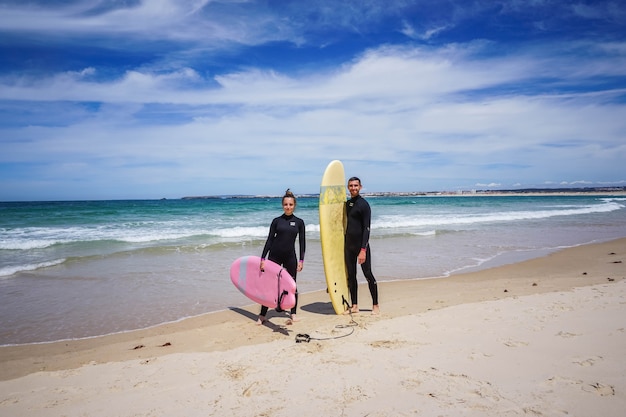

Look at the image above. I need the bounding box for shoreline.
[1,237,624,382]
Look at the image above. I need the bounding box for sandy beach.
[1,238,625,416]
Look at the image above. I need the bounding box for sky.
[1,0,625,201]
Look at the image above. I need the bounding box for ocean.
[1,194,625,345]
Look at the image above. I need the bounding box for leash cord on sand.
[295,316,358,343]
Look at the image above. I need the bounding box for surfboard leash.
[295,325,355,343]
[294,280,358,343]
[274,268,288,313]
[294,317,358,343]
[339,294,359,326]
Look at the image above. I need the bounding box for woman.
[258,189,306,325]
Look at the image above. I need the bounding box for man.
[344,176,380,314]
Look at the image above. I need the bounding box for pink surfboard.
[230,256,297,311]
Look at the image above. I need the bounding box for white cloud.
[0,0,210,32]
[2,38,626,196]
[401,21,450,40]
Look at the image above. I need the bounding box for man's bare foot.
[343,305,359,314]
[256,315,266,325]
[372,305,380,315]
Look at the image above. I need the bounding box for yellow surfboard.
[319,160,350,314]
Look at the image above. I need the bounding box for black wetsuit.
[344,194,378,307]
[260,213,306,315]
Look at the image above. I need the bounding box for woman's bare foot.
[286,314,300,325]
[256,315,266,325]
[372,305,380,315]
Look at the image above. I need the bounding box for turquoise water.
[1,194,625,345]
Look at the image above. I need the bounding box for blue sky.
[1,0,625,201]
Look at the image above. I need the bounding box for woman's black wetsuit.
[260,213,306,315]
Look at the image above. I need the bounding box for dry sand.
[1,238,625,416]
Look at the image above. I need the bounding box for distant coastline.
[181,186,626,200]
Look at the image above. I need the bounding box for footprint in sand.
[343,385,370,403]
[556,331,580,338]
[468,351,494,361]
[572,356,603,367]
[369,339,407,349]
[242,381,259,397]
[501,339,529,347]
[221,364,247,381]
[547,377,616,397]
[544,375,580,388]
[0,396,19,406]
[582,382,615,396]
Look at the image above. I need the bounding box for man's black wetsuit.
[260,213,306,315]
[344,194,378,307]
